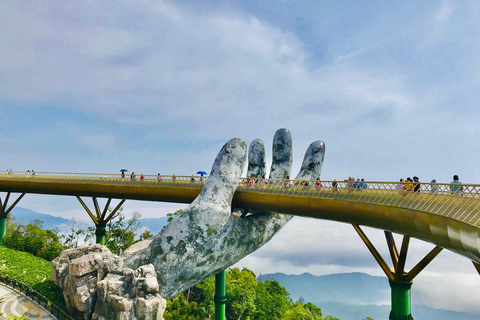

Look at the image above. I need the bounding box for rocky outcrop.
[52,245,166,320]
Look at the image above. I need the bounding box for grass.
[0,245,66,310]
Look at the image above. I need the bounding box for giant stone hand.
[124,128,325,299]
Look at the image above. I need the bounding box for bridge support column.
[76,196,125,245]
[214,270,226,320]
[0,216,6,243]
[0,192,25,244]
[95,223,107,245]
[353,225,443,320]
[389,280,413,320]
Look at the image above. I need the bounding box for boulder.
[52,245,166,320]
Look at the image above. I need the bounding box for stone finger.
[269,128,292,180]
[295,141,326,180]
[247,139,266,179]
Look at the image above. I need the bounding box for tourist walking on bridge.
[450,175,463,195]
[405,178,414,192]
[430,179,439,194]
[396,179,405,191]
[413,176,421,192]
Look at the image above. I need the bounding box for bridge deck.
[1,172,480,262]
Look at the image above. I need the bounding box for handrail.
[235,178,480,227]
[0,273,73,320]
[0,172,479,226]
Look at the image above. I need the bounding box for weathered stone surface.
[93,263,165,320]
[52,244,110,288]
[247,138,266,179]
[124,129,326,299]
[52,245,166,320]
[122,240,152,258]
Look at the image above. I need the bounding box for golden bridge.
[1,171,479,320]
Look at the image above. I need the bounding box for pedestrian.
[157,173,162,182]
[172,174,176,183]
[405,178,414,192]
[396,179,405,191]
[332,179,338,192]
[315,178,322,190]
[360,178,367,189]
[131,172,135,179]
[284,176,291,189]
[353,178,360,189]
[31,170,35,176]
[430,179,439,194]
[413,176,421,192]
[450,175,463,195]
[140,174,144,181]
[191,175,195,183]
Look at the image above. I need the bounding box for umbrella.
[120,169,128,173]
[196,171,207,175]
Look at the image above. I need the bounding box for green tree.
[139,229,153,240]
[254,278,292,320]
[63,218,86,248]
[225,267,258,320]
[4,217,64,261]
[167,209,183,222]
[82,209,142,255]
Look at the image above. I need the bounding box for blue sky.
[1,0,480,314]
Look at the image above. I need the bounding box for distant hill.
[138,217,169,234]
[259,272,389,305]
[10,207,80,231]
[9,207,169,235]
[260,273,480,320]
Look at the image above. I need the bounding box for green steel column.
[214,270,227,320]
[389,280,414,320]
[0,216,6,244]
[95,224,106,245]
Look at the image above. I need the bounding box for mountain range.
[9,207,169,235]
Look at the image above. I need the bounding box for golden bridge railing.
[1,172,480,227]
[237,178,480,227]
[0,171,207,189]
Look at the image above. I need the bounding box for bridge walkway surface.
[0,283,54,320]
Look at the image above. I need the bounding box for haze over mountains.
[9,207,480,320]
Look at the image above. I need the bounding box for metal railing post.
[214,270,227,320]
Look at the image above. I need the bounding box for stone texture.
[247,139,266,179]
[122,240,152,258]
[52,246,166,320]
